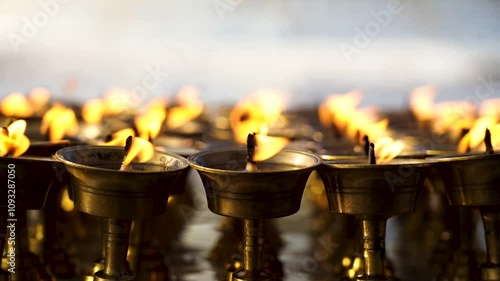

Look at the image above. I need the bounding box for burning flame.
[0,93,34,118]
[457,117,498,153]
[319,90,391,144]
[319,90,363,130]
[103,128,136,146]
[103,88,134,115]
[165,86,203,129]
[230,90,285,144]
[40,103,79,141]
[1,89,51,118]
[122,137,155,168]
[409,86,437,123]
[490,123,500,150]
[135,98,167,140]
[252,133,289,162]
[432,101,476,137]
[82,99,106,125]
[0,120,30,157]
[374,137,404,163]
[29,87,51,113]
[479,98,500,119]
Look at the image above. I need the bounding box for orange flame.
[319,90,391,144]
[103,128,136,146]
[252,133,289,162]
[121,137,155,168]
[319,90,363,130]
[0,120,30,157]
[165,86,203,129]
[374,137,404,164]
[29,87,51,113]
[457,117,497,153]
[409,86,437,122]
[490,123,500,150]
[103,88,134,115]
[479,98,500,119]
[40,103,79,141]
[0,93,34,118]
[82,98,106,125]
[432,101,476,137]
[135,99,167,140]
[230,90,285,144]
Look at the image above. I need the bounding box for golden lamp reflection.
[0,120,30,157]
[40,103,79,141]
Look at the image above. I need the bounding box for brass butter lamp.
[188,146,321,281]
[434,133,500,281]
[317,145,433,281]
[0,156,69,281]
[55,145,189,281]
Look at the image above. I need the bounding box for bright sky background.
[0,0,499,109]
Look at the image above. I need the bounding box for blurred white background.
[0,0,499,109]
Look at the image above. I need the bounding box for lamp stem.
[232,219,273,281]
[480,209,500,265]
[127,220,144,273]
[94,219,133,280]
[243,219,265,272]
[478,208,500,281]
[361,219,387,278]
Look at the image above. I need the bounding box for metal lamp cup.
[433,152,500,281]
[55,145,189,220]
[318,158,434,281]
[55,145,189,281]
[188,147,321,281]
[188,147,322,219]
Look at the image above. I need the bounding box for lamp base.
[355,275,393,281]
[94,270,134,281]
[480,265,500,281]
[232,269,274,281]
